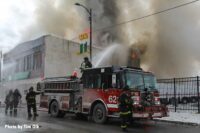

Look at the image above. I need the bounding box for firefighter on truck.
[80,57,92,72]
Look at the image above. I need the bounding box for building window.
[15,59,20,72]
[24,56,27,71]
[33,51,42,70]
[23,55,33,71]
[27,55,32,70]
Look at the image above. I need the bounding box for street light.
[75,3,92,63]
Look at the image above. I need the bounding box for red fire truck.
[37,66,168,123]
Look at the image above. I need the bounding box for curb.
[153,119,200,126]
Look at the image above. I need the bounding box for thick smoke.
[91,0,200,78]
[149,0,200,78]
[21,0,200,78]
[86,0,154,46]
[86,0,122,46]
[21,0,88,40]
[87,0,153,68]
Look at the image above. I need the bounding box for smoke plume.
[149,0,200,78]
[21,0,200,78]
[21,0,88,40]
[90,0,200,78]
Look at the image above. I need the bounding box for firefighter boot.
[34,113,39,117]
[121,123,128,132]
[14,108,17,117]
[121,127,128,132]
[33,116,37,121]
[27,104,32,117]
[5,104,9,115]
[28,113,32,118]
[10,110,13,116]
[33,104,38,117]
[5,105,8,115]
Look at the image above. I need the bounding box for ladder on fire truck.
[40,76,81,93]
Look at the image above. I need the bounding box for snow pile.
[156,112,200,125]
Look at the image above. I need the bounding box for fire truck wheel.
[92,103,107,124]
[50,101,61,117]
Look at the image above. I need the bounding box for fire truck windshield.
[124,71,157,90]
[144,74,157,90]
[125,72,144,90]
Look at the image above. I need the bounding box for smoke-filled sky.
[1,0,200,78]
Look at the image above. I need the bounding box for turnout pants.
[27,103,37,116]
[13,102,19,116]
[120,111,131,129]
[5,102,14,115]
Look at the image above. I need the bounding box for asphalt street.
[0,107,199,133]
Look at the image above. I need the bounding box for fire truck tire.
[50,101,64,118]
[92,103,107,124]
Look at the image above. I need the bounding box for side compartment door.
[39,82,49,108]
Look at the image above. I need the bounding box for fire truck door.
[103,88,118,105]
[103,74,119,105]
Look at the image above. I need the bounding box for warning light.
[72,71,78,77]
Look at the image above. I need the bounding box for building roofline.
[3,34,102,58]
[4,35,47,56]
[44,34,103,50]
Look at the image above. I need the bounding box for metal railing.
[157,76,200,113]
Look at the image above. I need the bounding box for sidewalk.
[155,112,200,125]
[1,104,200,126]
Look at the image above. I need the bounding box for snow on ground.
[156,112,200,125]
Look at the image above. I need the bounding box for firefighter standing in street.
[118,89,133,131]
[80,57,92,72]
[26,87,40,117]
[5,90,14,115]
[13,89,22,116]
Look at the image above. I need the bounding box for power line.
[94,0,200,32]
[71,0,200,40]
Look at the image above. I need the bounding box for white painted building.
[0,35,101,103]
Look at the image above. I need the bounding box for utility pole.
[89,9,92,62]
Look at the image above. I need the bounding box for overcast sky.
[1,0,200,53]
[0,0,36,53]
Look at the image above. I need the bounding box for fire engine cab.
[37,66,168,124]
